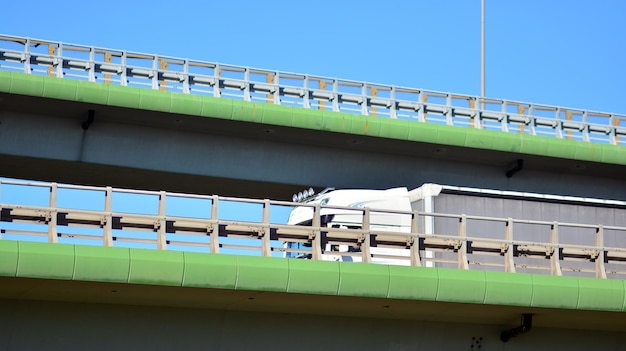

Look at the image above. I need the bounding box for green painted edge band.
[0,241,625,312]
[1,70,624,165]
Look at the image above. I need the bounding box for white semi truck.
[287,187,414,264]
[286,184,626,277]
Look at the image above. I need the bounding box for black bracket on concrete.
[506,159,524,178]
[500,313,533,342]
[82,109,95,131]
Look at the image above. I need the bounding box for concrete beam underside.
[1,279,625,351]
[1,94,625,200]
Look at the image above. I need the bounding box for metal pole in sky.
[481,0,485,106]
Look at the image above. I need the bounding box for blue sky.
[2,0,625,114]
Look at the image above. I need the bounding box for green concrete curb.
[1,241,625,312]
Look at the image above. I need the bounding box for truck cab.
[286,187,412,264]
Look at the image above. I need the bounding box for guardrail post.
[528,104,536,136]
[332,79,339,112]
[361,83,368,116]
[151,55,159,90]
[608,125,617,146]
[550,222,563,276]
[609,114,626,145]
[311,203,323,260]
[48,183,58,243]
[409,211,422,267]
[389,86,397,119]
[210,195,220,254]
[501,100,508,132]
[609,113,618,145]
[261,199,272,257]
[419,93,427,122]
[582,111,590,142]
[182,59,190,94]
[55,43,64,78]
[458,215,469,270]
[273,72,281,105]
[361,208,371,263]
[445,93,453,125]
[555,108,564,139]
[23,38,31,74]
[157,191,167,250]
[244,67,251,102]
[303,75,311,109]
[213,63,221,98]
[121,51,128,86]
[559,109,572,140]
[88,47,96,82]
[469,98,476,128]
[504,218,516,273]
[596,225,607,279]
[474,98,483,129]
[103,187,113,246]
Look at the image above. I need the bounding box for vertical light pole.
[481,0,485,108]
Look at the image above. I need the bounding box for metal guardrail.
[1,179,625,279]
[1,34,624,146]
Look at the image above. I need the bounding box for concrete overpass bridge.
[0,35,625,200]
[1,35,626,350]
